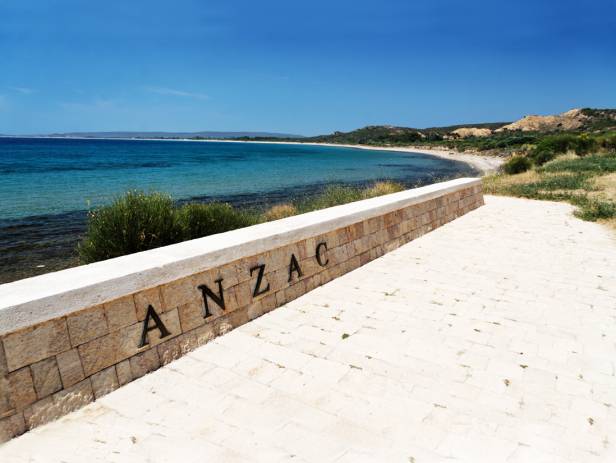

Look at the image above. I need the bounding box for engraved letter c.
[315,242,329,267]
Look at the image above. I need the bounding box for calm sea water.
[0,137,476,282]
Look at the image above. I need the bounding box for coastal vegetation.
[503,156,532,175]
[78,181,404,263]
[262,181,405,220]
[78,192,259,263]
[78,192,181,263]
[236,106,616,230]
[481,125,616,228]
[176,203,259,240]
[485,151,616,226]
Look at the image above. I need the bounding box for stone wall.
[0,178,483,442]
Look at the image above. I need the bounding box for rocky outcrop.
[450,127,493,138]
[496,109,587,132]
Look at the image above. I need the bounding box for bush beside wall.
[78,181,406,264]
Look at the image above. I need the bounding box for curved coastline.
[0,138,486,283]
[7,136,503,175]
[194,138,504,175]
[324,143,504,175]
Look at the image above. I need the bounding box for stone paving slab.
[1,195,616,462]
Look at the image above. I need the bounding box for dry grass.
[484,152,616,225]
[550,152,578,162]
[589,174,616,231]
[483,170,541,194]
[361,181,405,198]
[263,203,298,221]
[591,173,616,201]
[597,217,616,231]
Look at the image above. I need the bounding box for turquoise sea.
[0,137,476,282]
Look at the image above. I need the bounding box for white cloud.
[144,86,209,101]
[10,86,35,95]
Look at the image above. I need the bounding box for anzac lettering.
[315,241,329,267]
[198,278,225,319]
[139,305,171,348]
[288,254,303,282]
[250,264,270,297]
[138,241,327,346]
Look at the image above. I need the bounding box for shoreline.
[195,139,504,175]
[304,143,504,175]
[187,138,505,176]
[2,136,504,175]
[0,138,495,283]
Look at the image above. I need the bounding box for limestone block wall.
[0,178,483,441]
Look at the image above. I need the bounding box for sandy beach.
[315,143,504,175]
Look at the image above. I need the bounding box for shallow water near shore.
[0,137,477,283]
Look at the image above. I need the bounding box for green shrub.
[599,133,616,152]
[529,149,556,166]
[535,134,578,154]
[574,134,598,156]
[177,203,258,240]
[78,191,181,263]
[503,156,532,174]
[541,153,616,174]
[573,197,616,221]
[534,133,599,157]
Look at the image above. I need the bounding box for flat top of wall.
[0,177,480,335]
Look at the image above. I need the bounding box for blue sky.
[1,0,615,135]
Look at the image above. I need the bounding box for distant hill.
[5,107,615,145]
[274,107,616,145]
[36,131,304,139]
[303,126,427,144]
[293,124,507,144]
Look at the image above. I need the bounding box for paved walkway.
[2,196,616,462]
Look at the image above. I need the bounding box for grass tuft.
[263,203,298,221]
[361,181,405,198]
[296,185,363,213]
